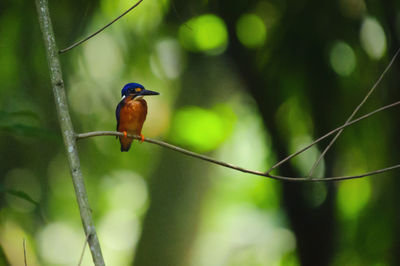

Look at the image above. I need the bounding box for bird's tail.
[119,136,133,152]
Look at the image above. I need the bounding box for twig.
[35,0,105,265]
[76,131,400,181]
[23,238,27,266]
[307,47,400,177]
[59,0,143,53]
[266,100,400,174]
[78,234,90,266]
[170,0,192,30]
[75,100,400,182]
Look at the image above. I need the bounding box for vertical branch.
[34,0,105,265]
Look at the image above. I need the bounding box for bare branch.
[76,99,400,182]
[267,100,400,174]
[273,164,400,182]
[78,234,90,266]
[59,0,143,54]
[35,0,105,264]
[307,47,400,177]
[23,238,27,266]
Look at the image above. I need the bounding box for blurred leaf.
[0,110,41,120]
[0,186,39,207]
[0,110,58,140]
[0,124,56,139]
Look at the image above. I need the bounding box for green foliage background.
[1,0,400,265]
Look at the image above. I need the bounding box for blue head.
[121,83,159,98]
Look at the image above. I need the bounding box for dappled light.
[236,13,267,48]
[360,17,387,60]
[37,222,84,265]
[170,105,235,152]
[337,179,371,220]
[150,38,186,79]
[216,95,272,170]
[191,206,296,266]
[83,33,123,84]
[99,209,140,264]
[179,14,229,54]
[0,221,39,266]
[1,0,400,265]
[329,41,356,76]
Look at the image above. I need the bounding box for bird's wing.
[115,100,125,133]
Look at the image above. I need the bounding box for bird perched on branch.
[116,83,159,152]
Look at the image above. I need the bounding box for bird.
[115,83,159,152]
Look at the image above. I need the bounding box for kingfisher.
[115,83,159,152]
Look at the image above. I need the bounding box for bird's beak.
[139,89,160,96]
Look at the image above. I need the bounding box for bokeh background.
[1,0,400,265]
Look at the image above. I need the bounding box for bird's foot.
[140,134,145,143]
[123,131,127,137]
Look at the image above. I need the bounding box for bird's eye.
[135,88,142,92]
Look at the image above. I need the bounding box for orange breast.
[118,97,148,135]
[118,97,148,151]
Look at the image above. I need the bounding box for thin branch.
[35,0,105,265]
[76,131,400,181]
[307,47,400,177]
[23,238,27,266]
[273,164,400,181]
[78,234,90,266]
[76,100,400,182]
[266,100,400,174]
[59,0,143,54]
